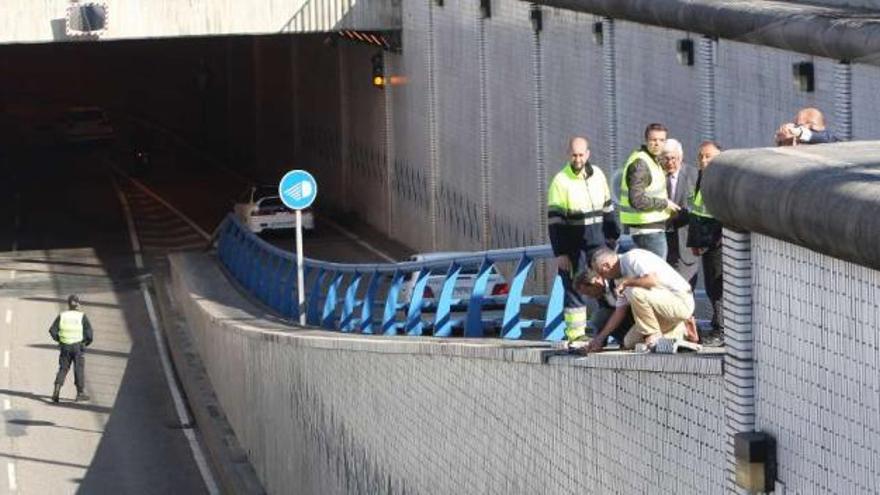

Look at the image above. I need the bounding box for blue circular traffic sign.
[278,170,318,210]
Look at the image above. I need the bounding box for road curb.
[152,267,266,495]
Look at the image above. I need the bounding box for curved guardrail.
[216,214,567,340]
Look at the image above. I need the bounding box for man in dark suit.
[659,139,699,287]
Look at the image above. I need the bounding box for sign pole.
[296,209,305,325]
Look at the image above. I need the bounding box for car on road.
[60,106,114,143]
[234,185,314,234]
[399,252,509,311]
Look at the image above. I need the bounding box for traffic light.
[371,53,385,88]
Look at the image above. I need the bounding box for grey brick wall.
[171,253,726,494]
[751,234,880,494]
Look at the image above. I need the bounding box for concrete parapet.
[169,251,726,494]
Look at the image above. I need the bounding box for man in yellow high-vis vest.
[49,294,94,403]
[547,136,620,345]
[619,123,680,260]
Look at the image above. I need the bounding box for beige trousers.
[623,287,695,349]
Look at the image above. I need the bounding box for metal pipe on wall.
[834,60,853,141]
[698,35,716,142]
[602,17,618,170]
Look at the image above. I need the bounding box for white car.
[60,107,114,143]
[399,252,509,310]
[234,186,314,234]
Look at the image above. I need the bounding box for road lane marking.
[113,176,220,495]
[321,216,397,262]
[3,351,8,368]
[8,271,15,280]
[7,463,16,491]
[4,310,10,324]
[2,400,10,411]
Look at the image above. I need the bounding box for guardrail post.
[306,267,325,326]
[360,271,382,334]
[434,263,462,337]
[465,258,492,337]
[322,271,343,329]
[501,253,532,340]
[542,274,565,341]
[405,268,430,336]
[340,271,362,332]
[382,270,405,335]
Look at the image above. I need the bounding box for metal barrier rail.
[216,214,567,340]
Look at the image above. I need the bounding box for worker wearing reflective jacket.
[548,136,620,344]
[619,123,679,260]
[49,294,94,403]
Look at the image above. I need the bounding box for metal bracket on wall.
[65,1,108,39]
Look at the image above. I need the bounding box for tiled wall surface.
[752,234,880,494]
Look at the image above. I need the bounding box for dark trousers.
[702,245,723,330]
[632,232,667,260]
[560,246,599,309]
[55,343,85,392]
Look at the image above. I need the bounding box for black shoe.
[75,392,90,402]
[702,331,724,347]
[52,384,61,403]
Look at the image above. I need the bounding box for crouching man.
[587,247,694,351]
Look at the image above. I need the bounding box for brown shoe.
[684,316,699,343]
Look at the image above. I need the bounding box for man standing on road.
[547,136,620,345]
[619,123,678,259]
[660,138,699,287]
[587,247,695,352]
[49,295,93,403]
[687,141,724,345]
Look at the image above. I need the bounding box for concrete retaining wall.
[170,251,725,494]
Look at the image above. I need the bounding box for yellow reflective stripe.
[619,150,670,225]
[689,189,714,218]
[564,307,587,342]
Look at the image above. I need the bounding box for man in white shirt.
[587,247,695,351]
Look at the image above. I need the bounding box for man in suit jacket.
[659,139,699,287]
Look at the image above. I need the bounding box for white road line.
[7,463,16,491]
[113,177,220,495]
[321,216,397,263]
[111,165,211,241]
[3,351,8,369]
[8,271,15,280]
[4,310,11,325]
[3,399,10,411]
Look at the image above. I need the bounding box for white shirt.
[619,248,692,294]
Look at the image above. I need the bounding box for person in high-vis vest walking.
[687,141,724,346]
[49,295,94,403]
[547,136,620,346]
[619,123,680,260]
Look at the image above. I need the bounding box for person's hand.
[614,280,627,297]
[555,255,571,273]
[666,199,681,212]
[691,247,705,256]
[585,338,604,354]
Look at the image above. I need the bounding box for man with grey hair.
[586,247,695,352]
[660,138,699,286]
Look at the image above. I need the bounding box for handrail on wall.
[216,214,566,340]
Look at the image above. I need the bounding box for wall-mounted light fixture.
[793,61,815,92]
[480,0,491,19]
[676,39,694,66]
[371,52,385,89]
[529,6,542,33]
[734,432,777,493]
[592,21,604,45]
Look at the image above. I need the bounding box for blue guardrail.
[216,214,568,340]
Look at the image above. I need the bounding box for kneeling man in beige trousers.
[590,247,694,350]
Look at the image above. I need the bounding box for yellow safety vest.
[618,150,670,226]
[547,163,613,226]
[689,188,714,219]
[59,310,84,344]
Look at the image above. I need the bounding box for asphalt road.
[0,142,209,494]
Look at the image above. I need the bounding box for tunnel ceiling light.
[676,38,694,66]
[530,7,543,33]
[793,61,815,92]
[480,0,491,19]
[592,21,604,46]
[65,2,108,38]
[734,432,776,493]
